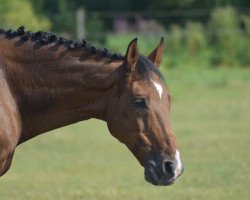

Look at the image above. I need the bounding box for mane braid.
[1,26,125,60]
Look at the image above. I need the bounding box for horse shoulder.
[0,67,21,176]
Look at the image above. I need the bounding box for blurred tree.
[86,14,106,43]
[209,6,243,66]
[28,0,250,46]
[31,0,85,37]
[29,0,250,34]
[31,0,75,33]
[0,0,51,31]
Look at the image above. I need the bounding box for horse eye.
[133,98,147,109]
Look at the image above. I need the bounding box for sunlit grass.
[0,67,249,200]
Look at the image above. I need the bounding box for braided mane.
[0,26,125,60]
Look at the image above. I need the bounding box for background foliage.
[0,0,51,30]
[0,0,249,67]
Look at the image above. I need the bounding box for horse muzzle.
[144,150,184,186]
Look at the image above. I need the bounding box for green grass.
[0,67,249,200]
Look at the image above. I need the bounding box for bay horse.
[0,26,183,186]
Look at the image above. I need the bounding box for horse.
[0,26,183,186]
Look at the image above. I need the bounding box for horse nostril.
[163,161,175,176]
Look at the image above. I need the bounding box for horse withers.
[0,26,183,186]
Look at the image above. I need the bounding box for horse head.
[106,38,184,186]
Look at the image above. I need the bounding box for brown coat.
[0,27,183,186]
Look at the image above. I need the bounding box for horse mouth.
[144,164,184,186]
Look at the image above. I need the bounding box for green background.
[0,68,249,200]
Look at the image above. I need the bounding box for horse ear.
[125,38,140,72]
[148,37,165,68]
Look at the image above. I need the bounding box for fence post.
[76,8,85,40]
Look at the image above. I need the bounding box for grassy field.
[0,67,249,200]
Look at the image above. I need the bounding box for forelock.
[136,55,165,82]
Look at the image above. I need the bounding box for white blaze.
[153,82,163,99]
[174,150,182,178]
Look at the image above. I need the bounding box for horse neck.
[1,39,124,143]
